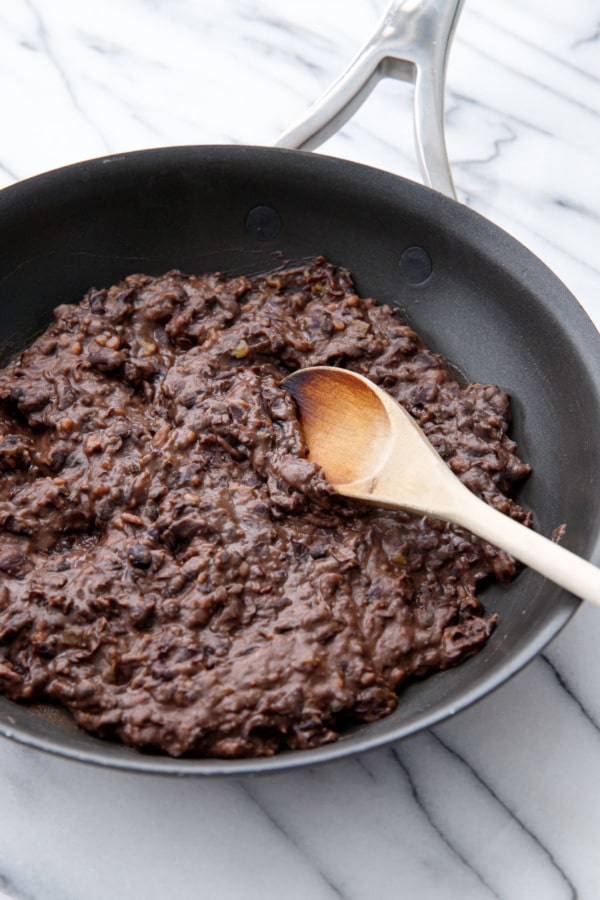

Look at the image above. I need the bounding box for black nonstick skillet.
[0,0,598,773]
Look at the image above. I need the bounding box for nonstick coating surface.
[0,145,599,774]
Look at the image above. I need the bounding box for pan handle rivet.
[399,246,432,284]
[245,205,282,241]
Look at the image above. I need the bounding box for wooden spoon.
[282,366,600,607]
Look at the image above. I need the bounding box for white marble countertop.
[0,1,599,898]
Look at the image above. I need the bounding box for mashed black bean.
[0,259,531,757]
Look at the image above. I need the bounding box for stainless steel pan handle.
[275,0,464,199]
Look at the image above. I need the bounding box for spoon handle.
[450,489,600,607]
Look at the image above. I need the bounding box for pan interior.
[0,146,598,773]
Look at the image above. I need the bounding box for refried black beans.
[0,258,531,758]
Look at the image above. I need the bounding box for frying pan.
[0,0,599,775]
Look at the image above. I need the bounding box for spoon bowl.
[283,366,600,608]
[281,365,393,487]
